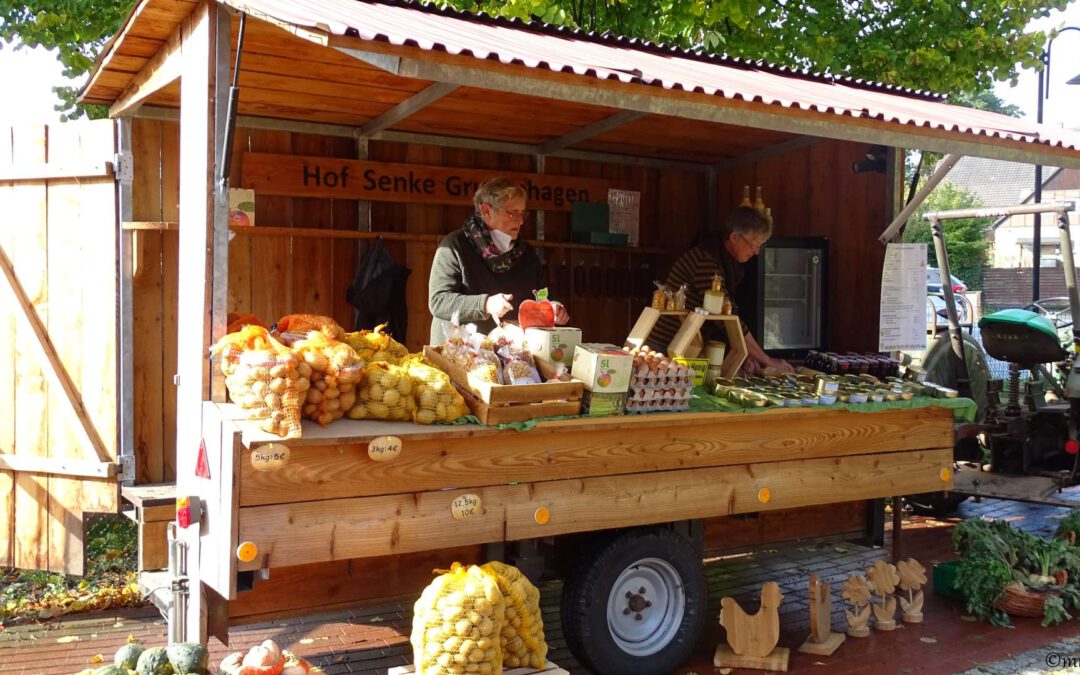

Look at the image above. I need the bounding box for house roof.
[945,156,1047,207]
[80,0,1080,168]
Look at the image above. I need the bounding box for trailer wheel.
[561,527,706,675]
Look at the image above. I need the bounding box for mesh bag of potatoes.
[480,562,547,670]
[341,323,409,364]
[401,356,470,424]
[293,332,365,427]
[411,564,505,675]
[347,361,417,421]
[275,313,345,340]
[211,326,309,439]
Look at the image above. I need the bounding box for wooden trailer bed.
[175,400,955,640]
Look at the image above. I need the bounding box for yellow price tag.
[250,443,290,471]
[368,436,402,462]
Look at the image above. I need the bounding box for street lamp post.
[1033,25,1080,303]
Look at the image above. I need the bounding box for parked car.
[927,267,967,294]
[927,293,970,329]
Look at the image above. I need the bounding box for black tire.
[560,527,707,675]
[906,491,967,518]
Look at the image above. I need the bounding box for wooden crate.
[423,346,582,425]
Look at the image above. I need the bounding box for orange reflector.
[940,467,953,482]
[534,507,550,526]
[757,488,771,504]
[236,541,257,563]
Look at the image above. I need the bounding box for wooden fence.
[0,121,120,574]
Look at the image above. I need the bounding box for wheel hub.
[606,557,686,657]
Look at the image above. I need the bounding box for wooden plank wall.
[716,140,889,352]
[0,121,119,573]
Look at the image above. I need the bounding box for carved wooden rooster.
[719,581,784,658]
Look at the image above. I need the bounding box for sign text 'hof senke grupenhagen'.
[240,153,626,211]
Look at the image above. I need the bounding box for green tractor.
[908,200,1080,515]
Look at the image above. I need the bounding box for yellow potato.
[297,362,313,378]
[455,618,471,637]
[306,388,323,404]
[442,636,462,653]
[368,383,385,401]
[264,393,281,410]
[366,401,390,418]
[415,409,437,425]
[345,404,366,419]
[397,377,412,396]
[419,390,438,408]
[382,389,401,407]
[478,618,494,637]
[467,647,485,663]
[269,364,288,378]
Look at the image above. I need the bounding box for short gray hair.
[474,177,527,215]
[723,205,773,239]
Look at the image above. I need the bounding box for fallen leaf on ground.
[834,546,848,554]
[960,615,976,622]
[56,635,80,643]
[299,638,315,644]
[920,637,937,644]
[90,654,104,664]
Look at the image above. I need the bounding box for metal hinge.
[114,151,134,185]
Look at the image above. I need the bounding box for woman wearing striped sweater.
[649,206,793,376]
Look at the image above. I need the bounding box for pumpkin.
[136,647,175,675]
[518,299,555,329]
[94,667,127,675]
[114,643,145,670]
[167,642,210,674]
[219,639,286,675]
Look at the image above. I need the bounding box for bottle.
[740,185,752,208]
[753,186,765,213]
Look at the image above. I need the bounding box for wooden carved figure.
[866,560,900,631]
[798,575,846,656]
[841,574,871,638]
[897,558,928,623]
[714,581,790,671]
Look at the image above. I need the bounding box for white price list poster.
[878,243,928,351]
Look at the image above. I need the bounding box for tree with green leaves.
[0,0,1069,120]
[902,182,991,291]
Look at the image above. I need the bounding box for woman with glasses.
[429,176,570,343]
[648,205,794,375]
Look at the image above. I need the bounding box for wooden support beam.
[110,20,184,117]
[0,245,112,465]
[536,110,646,155]
[123,221,179,230]
[0,454,116,479]
[236,448,953,570]
[356,82,458,137]
[0,162,113,182]
[712,135,822,172]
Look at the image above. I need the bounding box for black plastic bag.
[345,236,412,340]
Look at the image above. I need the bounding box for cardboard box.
[571,202,610,233]
[571,231,630,246]
[572,343,632,393]
[525,327,582,367]
[228,188,256,227]
[582,390,628,416]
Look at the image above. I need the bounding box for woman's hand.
[766,357,795,374]
[552,301,570,325]
[485,293,514,320]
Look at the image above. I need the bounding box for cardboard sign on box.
[572,343,632,392]
[525,327,582,367]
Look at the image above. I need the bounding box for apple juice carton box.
[572,343,632,393]
[525,327,582,367]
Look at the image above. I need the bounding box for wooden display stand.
[423,345,583,425]
[626,307,747,378]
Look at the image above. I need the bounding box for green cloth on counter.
[444,390,976,431]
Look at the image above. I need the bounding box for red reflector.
[1066,440,1080,455]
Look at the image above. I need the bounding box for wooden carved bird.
[719,581,784,657]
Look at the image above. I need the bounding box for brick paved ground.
[4,495,1080,675]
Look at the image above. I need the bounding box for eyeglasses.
[738,233,766,253]
[500,208,529,221]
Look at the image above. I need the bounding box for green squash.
[136,646,175,675]
[94,667,127,675]
[166,642,210,674]
[115,643,145,670]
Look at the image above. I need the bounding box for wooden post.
[176,0,230,644]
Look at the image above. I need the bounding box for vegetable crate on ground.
[423,345,583,425]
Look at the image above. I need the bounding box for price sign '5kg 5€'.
[250,443,290,471]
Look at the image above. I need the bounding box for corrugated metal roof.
[223,0,1080,153]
